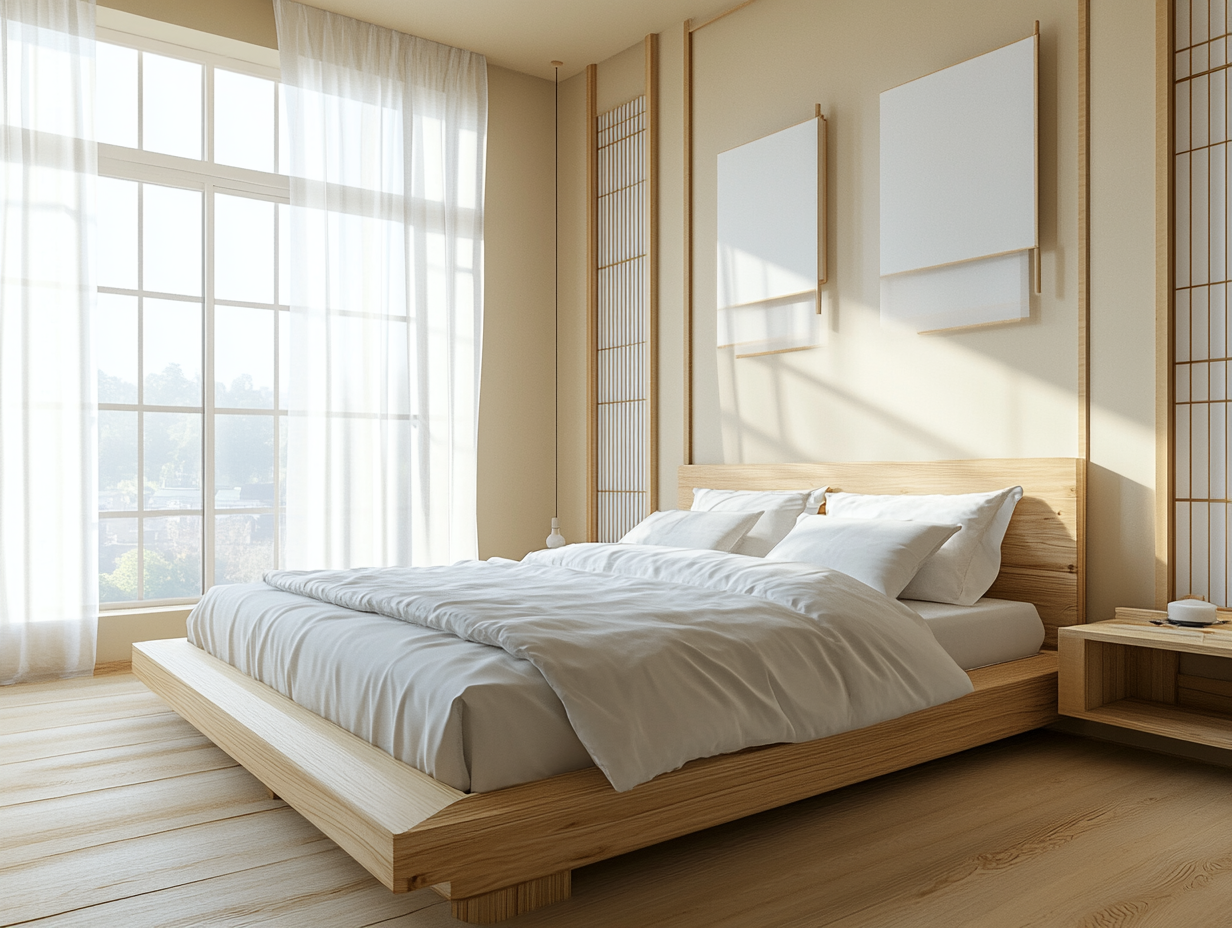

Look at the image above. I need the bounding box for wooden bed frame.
[133,457,1083,924]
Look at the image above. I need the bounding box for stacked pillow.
[766,515,959,598]
[618,484,1023,606]
[619,509,764,552]
[816,486,1023,605]
[688,487,828,556]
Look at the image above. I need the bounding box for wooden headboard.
[678,458,1084,648]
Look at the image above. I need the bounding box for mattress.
[189,582,1041,794]
[189,582,593,794]
[901,597,1044,670]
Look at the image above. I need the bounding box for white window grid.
[97,25,290,609]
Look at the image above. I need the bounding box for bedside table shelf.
[1058,609,1232,750]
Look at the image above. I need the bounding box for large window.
[96,30,289,607]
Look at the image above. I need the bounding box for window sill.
[97,604,195,666]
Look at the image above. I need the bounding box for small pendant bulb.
[546,517,566,549]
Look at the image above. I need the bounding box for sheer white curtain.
[275,0,486,570]
[0,0,97,684]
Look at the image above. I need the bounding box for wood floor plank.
[0,733,234,807]
[16,845,447,928]
[0,807,332,924]
[12,676,1232,928]
[0,688,170,736]
[944,785,1232,928]
[0,673,146,709]
[0,765,282,869]
[505,734,1223,928]
[363,904,462,927]
[1,710,187,766]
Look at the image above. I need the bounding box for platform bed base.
[132,638,1058,923]
[434,870,572,923]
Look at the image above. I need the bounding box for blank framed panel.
[880,35,1037,277]
[717,116,823,351]
[881,250,1029,334]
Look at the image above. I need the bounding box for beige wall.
[98,0,277,47]
[687,0,1080,466]
[555,68,592,546]
[554,1,1158,616]
[1088,0,1158,619]
[657,24,689,504]
[590,0,1160,619]
[596,40,646,114]
[477,65,558,559]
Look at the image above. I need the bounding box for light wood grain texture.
[447,871,570,924]
[0,765,282,870]
[1177,673,1232,714]
[1059,617,1232,750]
[0,672,149,708]
[645,32,659,513]
[1077,610,1232,657]
[0,710,185,766]
[0,733,232,808]
[818,111,828,284]
[0,687,171,736]
[1078,0,1091,480]
[133,637,1057,919]
[1156,0,1174,609]
[508,731,1232,927]
[15,673,1232,927]
[682,21,693,465]
[19,843,447,928]
[132,639,465,893]
[94,659,134,676]
[586,63,598,542]
[679,457,1083,644]
[0,673,449,928]
[404,652,1057,898]
[1,807,333,925]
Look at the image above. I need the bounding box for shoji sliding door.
[595,96,654,542]
[1175,0,1232,602]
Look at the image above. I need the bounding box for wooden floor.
[4,676,1232,927]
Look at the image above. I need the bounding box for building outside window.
[95,25,290,607]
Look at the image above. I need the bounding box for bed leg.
[448,870,571,924]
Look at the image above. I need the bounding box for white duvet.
[263,543,972,792]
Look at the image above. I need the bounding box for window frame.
[96,22,290,610]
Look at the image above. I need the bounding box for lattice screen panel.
[596,97,650,542]
[1176,0,1232,603]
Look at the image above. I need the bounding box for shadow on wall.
[711,300,1065,463]
[1086,461,1156,616]
[718,346,973,464]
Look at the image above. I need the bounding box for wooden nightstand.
[1058,608,1232,750]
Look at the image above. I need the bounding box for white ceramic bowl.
[1167,599,1219,625]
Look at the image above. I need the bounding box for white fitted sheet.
[901,597,1044,670]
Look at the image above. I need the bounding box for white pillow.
[823,486,1024,605]
[766,515,960,598]
[690,487,828,556]
[620,509,764,552]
